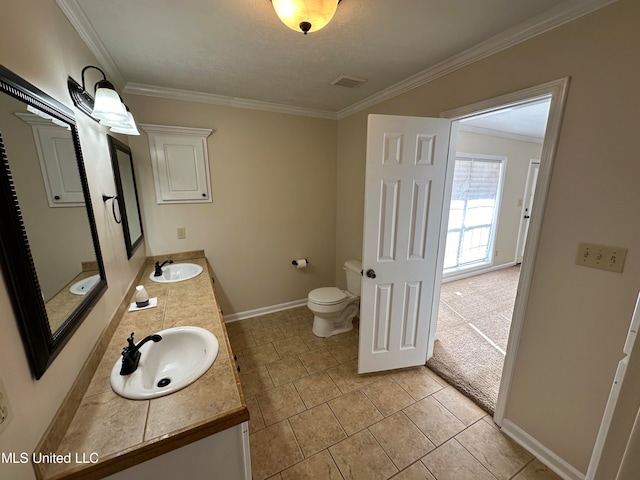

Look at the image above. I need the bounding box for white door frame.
[440,77,570,426]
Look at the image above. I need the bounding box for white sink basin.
[149,263,203,283]
[110,326,219,400]
[69,274,100,295]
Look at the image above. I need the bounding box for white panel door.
[516,160,539,263]
[359,114,456,374]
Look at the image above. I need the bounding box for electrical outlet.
[0,379,13,435]
[177,227,186,240]
[576,242,628,273]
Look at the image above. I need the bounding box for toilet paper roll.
[295,258,308,269]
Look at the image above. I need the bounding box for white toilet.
[308,259,362,338]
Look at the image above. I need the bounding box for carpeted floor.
[427,266,521,415]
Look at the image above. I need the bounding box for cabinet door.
[142,124,213,204]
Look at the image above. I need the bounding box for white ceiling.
[58,0,612,121]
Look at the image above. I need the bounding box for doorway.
[440,79,569,424]
[357,78,570,425]
[427,99,550,414]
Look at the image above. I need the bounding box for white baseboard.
[501,419,585,480]
[223,299,308,323]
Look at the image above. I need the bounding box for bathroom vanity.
[34,254,250,480]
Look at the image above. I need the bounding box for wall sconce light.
[68,66,139,135]
[271,0,341,35]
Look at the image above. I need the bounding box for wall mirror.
[0,64,107,379]
[107,135,143,259]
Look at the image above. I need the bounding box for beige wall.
[124,97,338,315]
[0,2,145,479]
[335,0,640,473]
[455,131,543,270]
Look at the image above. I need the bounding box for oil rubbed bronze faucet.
[153,258,173,276]
[120,332,162,375]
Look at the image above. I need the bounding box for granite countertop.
[36,257,248,480]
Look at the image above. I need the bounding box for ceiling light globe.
[272,0,338,34]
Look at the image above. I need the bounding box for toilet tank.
[344,259,362,296]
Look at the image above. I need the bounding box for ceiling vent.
[330,75,368,88]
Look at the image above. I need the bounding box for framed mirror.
[107,135,143,259]
[0,64,107,379]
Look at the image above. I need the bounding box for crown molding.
[335,0,618,120]
[123,83,338,120]
[56,0,126,88]
[58,0,617,121]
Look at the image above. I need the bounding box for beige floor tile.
[246,395,265,432]
[267,356,310,387]
[299,331,329,351]
[258,383,306,425]
[456,419,532,480]
[298,349,338,374]
[327,342,358,363]
[238,365,274,397]
[361,377,416,416]
[330,429,398,480]
[433,386,487,425]
[327,360,377,393]
[289,404,347,457]
[243,343,281,369]
[391,366,444,400]
[369,412,435,470]
[250,420,304,480]
[280,450,343,480]
[512,459,562,480]
[294,372,342,409]
[329,390,384,435]
[272,335,310,358]
[421,439,496,480]
[404,396,466,446]
[392,461,436,480]
[227,328,256,351]
[252,326,286,345]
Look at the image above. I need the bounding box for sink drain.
[157,378,171,388]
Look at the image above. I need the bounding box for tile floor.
[226,307,561,480]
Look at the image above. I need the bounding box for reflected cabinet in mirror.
[107,135,143,259]
[0,64,106,379]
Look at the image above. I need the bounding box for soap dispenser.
[135,285,149,308]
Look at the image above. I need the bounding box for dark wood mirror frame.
[0,64,107,379]
[107,135,144,259]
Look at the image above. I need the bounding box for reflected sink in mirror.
[69,274,100,296]
[149,263,203,283]
[110,326,219,400]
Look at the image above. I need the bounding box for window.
[444,154,505,272]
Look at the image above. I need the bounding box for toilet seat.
[308,287,348,306]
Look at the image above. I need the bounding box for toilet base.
[311,303,359,338]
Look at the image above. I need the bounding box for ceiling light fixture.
[271,0,341,35]
[68,66,139,135]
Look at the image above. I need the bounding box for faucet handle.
[122,332,135,356]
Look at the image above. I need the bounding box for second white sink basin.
[110,326,219,400]
[70,274,100,295]
[149,263,203,283]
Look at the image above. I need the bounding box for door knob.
[366,269,376,279]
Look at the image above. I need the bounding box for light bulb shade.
[92,83,129,122]
[272,0,338,34]
[110,112,140,135]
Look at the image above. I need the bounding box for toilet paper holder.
[292,259,309,266]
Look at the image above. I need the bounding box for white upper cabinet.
[16,112,84,207]
[140,124,213,204]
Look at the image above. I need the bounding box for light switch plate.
[576,242,627,273]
